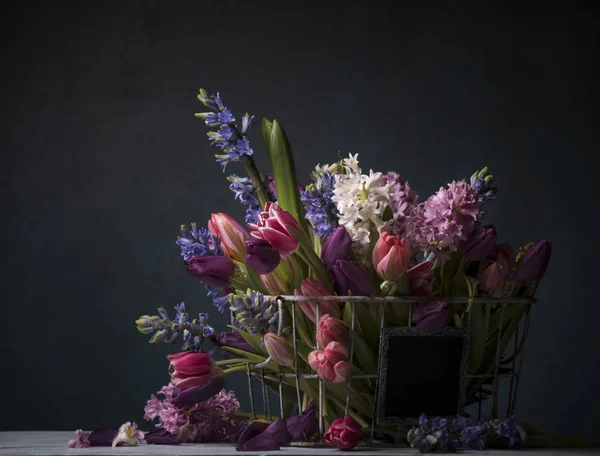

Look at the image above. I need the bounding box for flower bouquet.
[133,89,551,450]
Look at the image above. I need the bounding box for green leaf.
[468,300,486,374]
[464,275,479,312]
[351,330,378,374]
[262,119,309,236]
[381,204,394,222]
[228,325,267,355]
[222,346,272,366]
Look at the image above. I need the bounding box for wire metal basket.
[235,295,535,445]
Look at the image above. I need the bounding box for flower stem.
[245,158,269,209]
[222,365,250,375]
[215,358,248,366]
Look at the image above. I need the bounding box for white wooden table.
[1,432,599,456]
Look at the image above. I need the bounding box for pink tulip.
[168,351,216,389]
[208,213,249,263]
[264,333,294,366]
[316,314,350,349]
[308,342,351,383]
[294,278,340,322]
[248,202,299,255]
[372,233,412,281]
[324,416,361,450]
[407,261,435,296]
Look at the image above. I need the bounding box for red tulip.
[477,243,514,293]
[294,278,340,322]
[248,202,299,255]
[372,233,412,281]
[208,212,249,263]
[324,416,361,450]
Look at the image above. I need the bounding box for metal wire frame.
[239,295,535,444]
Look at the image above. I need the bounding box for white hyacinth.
[332,154,393,264]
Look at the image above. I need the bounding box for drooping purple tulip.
[87,428,118,447]
[412,301,449,333]
[458,225,497,261]
[145,426,192,445]
[212,331,254,353]
[329,259,373,296]
[287,400,318,438]
[321,226,352,269]
[244,238,280,275]
[513,240,552,287]
[173,374,225,409]
[185,256,235,288]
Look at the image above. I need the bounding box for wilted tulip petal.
[88,428,118,447]
[173,374,225,408]
[412,301,449,333]
[237,433,281,451]
[236,421,270,446]
[330,260,373,296]
[321,226,352,269]
[145,426,191,445]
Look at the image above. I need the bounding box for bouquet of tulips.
[134,89,551,449]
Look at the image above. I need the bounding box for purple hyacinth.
[301,171,339,238]
[176,223,223,261]
[196,89,256,170]
[407,181,481,260]
[227,175,262,224]
[227,289,279,335]
[144,384,240,443]
[382,172,419,237]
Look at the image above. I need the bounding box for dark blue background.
[1,2,598,437]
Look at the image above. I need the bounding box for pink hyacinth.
[407,180,481,260]
[144,384,240,443]
[248,202,300,255]
[382,172,419,237]
[308,341,352,383]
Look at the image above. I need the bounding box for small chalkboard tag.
[376,326,470,424]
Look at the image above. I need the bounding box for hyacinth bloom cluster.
[131,88,552,448]
[408,180,481,259]
[196,89,255,170]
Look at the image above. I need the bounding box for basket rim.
[262,295,536,304]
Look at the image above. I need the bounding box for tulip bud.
[330,260,373,296]
[372,233,412,281]
[411,301,449,333]
[264,333,294,366]
[294,278,340,322]
[458,225,497,261]
[185,256,235,288]
[478,262,505,293]
[168,351,216,389]
[513,240,552,287]
[248,202,300,255]
[324,416,361,451]
[208,213,249,263]
[317,314,351,348]
[261,257,294,295]
[245,238,280,275]
[407,261,434,296]
[321,226,352,269]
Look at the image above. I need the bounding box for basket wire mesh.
[233,295,534,445]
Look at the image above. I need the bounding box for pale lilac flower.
[381,172,418,237]
[407,181,481,260]
[67,429,90,448]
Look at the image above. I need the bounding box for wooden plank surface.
[1,432,599,456]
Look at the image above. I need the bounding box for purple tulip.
[321,226,352,269]
[458,225,497,261]
[87,428,118,447]
[412,301,449,333]
[513,240,552,287]
[145,427,191,445]
[244,238,280,275]
[185,256,234,288]
[330,259,373,296]
[173,374,225,408]
[212,331,254,353]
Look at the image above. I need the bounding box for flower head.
[67,429,91,448]
[301,171,339,238]
[176,223,223,261]
[227,175,262,224]
[228,289,279,335]
[407,180,481,260]
[372,233,412,281]
[208,213,249,263]
[324,416,361,451]
[382,172,419,237]
[308,341,352,383]
[248,202,300,255]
